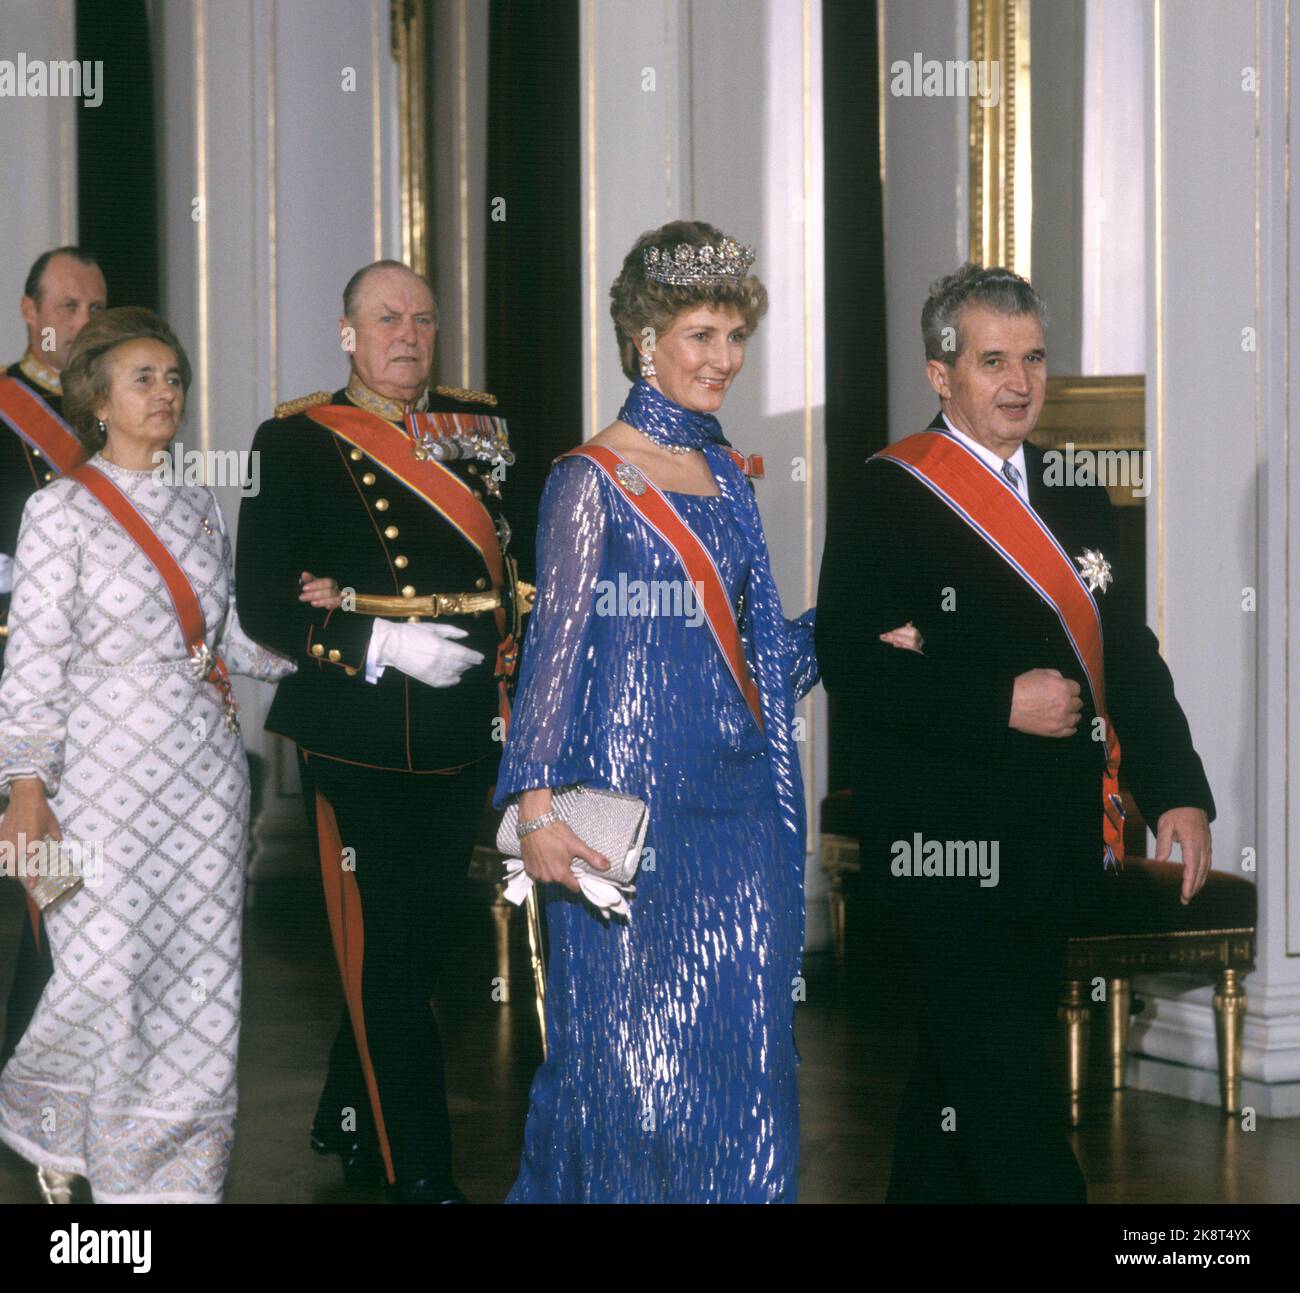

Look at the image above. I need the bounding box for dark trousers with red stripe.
[1,907,53,1067]
[298,750,495,1190]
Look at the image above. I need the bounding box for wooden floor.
[0,863,1296,1205]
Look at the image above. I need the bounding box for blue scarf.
[616,379,809,887]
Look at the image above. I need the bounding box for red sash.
[561,443,764,734]
[876,431,1125,867]
[304,403,518,725]
[66,464,240,731]
[0,377,85,476]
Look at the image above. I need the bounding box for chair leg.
[1058,979,1090,1127]
[1213,967,1247,1115]
[490,886,511,1003]
[828,874,847,968]
[525,887,548,1061]
[1107,976,1132,1090]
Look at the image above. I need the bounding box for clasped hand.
[1009,670,1213,905]
[1010,668,1083,738]
[0,778,61,895]
[516,791,613,897]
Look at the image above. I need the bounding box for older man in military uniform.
[237,260,527,1203]
[0,246,107,1067]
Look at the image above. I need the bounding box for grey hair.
[921,263,1048,366]
[342,259,439,327]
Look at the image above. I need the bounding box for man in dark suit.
[236,260,527,1202]
[815,263,1215,1203]
[0,247,106,1068]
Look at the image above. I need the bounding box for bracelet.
[518,808,563,837]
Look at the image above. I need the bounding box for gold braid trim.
[435,383,497,407]
[275,391,334,419]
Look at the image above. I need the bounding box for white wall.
[1080,0,1146,376]
[1127,0,1300,1117]
[881,0,969,440]
[153,0,401,869]
[430,0,489,390]
[0,0,78,359]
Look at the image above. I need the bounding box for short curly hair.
[609,220,769,382]
[62,307,192,454]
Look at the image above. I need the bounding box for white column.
[580,0,831,949]
[154,0,401,874]
[430,0,489,389]
[0,0,78,358]
[1128,0,1300,1115]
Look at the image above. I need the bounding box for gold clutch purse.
[26,869,83,912]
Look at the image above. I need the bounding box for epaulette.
[435,383,498,408]
[275,391,333,419]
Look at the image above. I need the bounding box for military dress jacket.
[1,360,66,666]
[236,383,523,772]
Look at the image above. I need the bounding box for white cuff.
[363,622,386,684]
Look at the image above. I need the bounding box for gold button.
[384,525,399,539]
[393,555,408,569]
[344,666,358,677]
[43,471,54,482]
[473,488,483,498]
[350,449,363,461]
[328,649,341,663]
[32,448,42,458]
[401,585,416,598]
[475,577,487,590]
[467,464,478,475]
[374,498,389,511]
[311,643,325,657]
[362,472,376,486]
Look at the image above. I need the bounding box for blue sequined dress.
[494,382,818,1203]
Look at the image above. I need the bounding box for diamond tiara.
[643,238,756,286]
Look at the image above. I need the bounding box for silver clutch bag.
[497,784,649,890]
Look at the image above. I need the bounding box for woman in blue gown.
[495,221,917,1202]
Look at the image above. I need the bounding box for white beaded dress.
[0,454,293,1202]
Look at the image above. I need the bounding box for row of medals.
[407,414,513,551]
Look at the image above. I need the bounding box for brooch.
[615,463,647,496]
[188,642,214,679]
[1075,549,1112,593]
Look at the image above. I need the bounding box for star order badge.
[1075,548,1113,593]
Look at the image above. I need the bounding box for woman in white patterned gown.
[0,309,308,1203]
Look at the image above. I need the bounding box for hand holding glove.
[369,618,485,688]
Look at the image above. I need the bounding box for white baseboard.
[1127,1054,1300,1118]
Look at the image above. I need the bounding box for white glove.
[0,554,12,596]
[368,618,485,688]
[501,857,634,921]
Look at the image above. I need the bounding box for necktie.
[1001,458,1021,492]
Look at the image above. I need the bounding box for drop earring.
[639,352,656,379]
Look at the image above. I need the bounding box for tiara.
[643,238,756,286]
